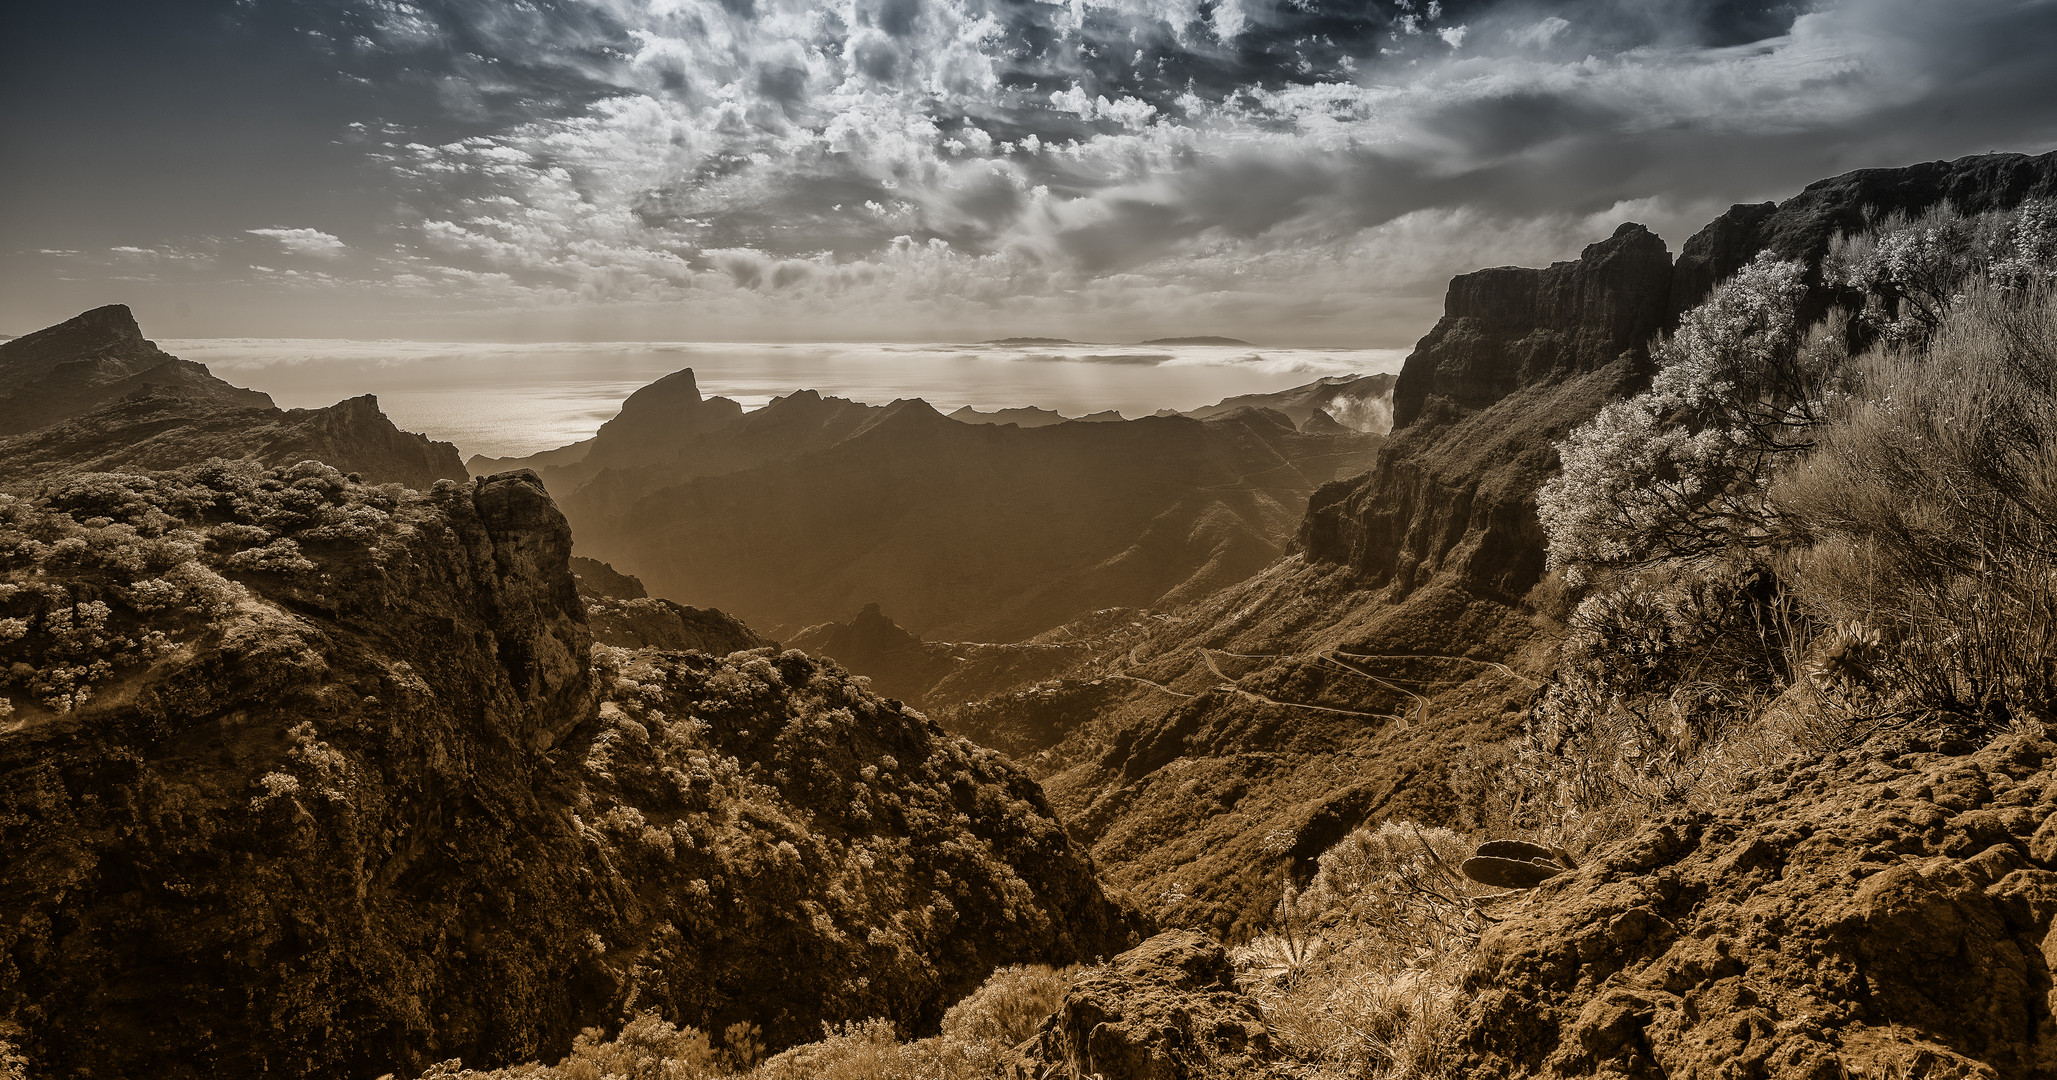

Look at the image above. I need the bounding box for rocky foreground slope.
[1454,724,2057,1079]
[0,464,1136,1078]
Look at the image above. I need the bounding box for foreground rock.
[0,465,1136,1078]
[1025,931,1271,1080]
[1457,726,2057,1079]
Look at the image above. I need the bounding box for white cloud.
[247,227,348,257]
[110,0,2057,343]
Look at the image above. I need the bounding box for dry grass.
[1230,822,1498,1080]
[414,965,1075,1080]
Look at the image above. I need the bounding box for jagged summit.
[0,303,147,365]
[0,305,465,486]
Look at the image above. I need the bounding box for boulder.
[1026,931,1271,1080]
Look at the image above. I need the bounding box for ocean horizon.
[164,338,1407,459]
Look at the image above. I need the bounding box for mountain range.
[474,374,1385,641]
[6,148,2057,1079]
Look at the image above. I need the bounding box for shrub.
[1539,255,1829,577]
[1232,821,1485,1080]
[1776,282,2057,727]
[937,964,1067,1055]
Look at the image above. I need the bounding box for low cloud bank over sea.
[166,339,1402,457]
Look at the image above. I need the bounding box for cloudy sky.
[4,0,2056,345]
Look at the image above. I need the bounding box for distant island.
[975,335,1254,347]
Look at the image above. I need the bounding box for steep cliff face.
[1390,224,1673,431]
[0,306,466,487]
[0,465,1136,1079]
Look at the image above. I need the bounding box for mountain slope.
[940,150,2057,937]
[0,306,466,488]
[0,465,1137,1078]
[482,374,1379,642]
[585,402,1377,641]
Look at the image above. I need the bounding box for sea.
[162,339,1408,459]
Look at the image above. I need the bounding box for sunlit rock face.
[0,466,1137,1079]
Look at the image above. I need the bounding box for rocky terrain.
[5,148,2056,1080]
[0,462,1137,1078]
[904,149,2057,943]
[1455,724,2057,1079]
[0,306,466,488]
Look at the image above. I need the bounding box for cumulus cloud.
[247,227,349,257]
[185,0,2057,342]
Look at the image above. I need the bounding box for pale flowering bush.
[1539,253,1827,577]
[1827,198,2057,343]
[1525,204,2057,843]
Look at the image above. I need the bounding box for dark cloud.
[4,0,2056,344]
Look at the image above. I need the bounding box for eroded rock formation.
[0,466,1136,1078]
[1457,727,2057,1079]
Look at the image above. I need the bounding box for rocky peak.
[586,367,745,468]
[1390,222,1673,429]
[848,397,958,441]
[3,303,147,357]
[1671,149,2057,315]
[470,470,595,749]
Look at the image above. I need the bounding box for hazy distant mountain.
[1139,336,1252,346]
[1181,372,1397,432]
[0,304,271,437]
[978,336,1081,345]
[948,404,1125,427]
[483,375,1379,641]
[0,306,466,487]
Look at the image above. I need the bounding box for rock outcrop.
[0,304,272,436]
[0,306,466,487]
[0,463,1136,1078]
[1455,726,2057,1080]
[1026,931,1272,1080]
[1390,224,1673,431]
[1671,149,2057,314]
[584,596,768,654]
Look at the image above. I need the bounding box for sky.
[4,0,2057,346]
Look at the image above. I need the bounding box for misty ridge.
[8,140,2057,1080]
